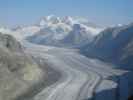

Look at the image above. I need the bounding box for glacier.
[0,16,132,100]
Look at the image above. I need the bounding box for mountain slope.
[0,32,45,100]
[81,23,133,70]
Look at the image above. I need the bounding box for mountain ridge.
[81,22,133,70]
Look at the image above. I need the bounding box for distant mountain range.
[0,16,102,47]
[26,15,102,47]
[81,23,133,70]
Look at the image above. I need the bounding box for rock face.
[0,33,44,100]
[81,23,133,70]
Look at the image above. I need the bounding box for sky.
[0,0,133,27]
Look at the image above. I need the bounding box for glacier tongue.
[23,41,131,100]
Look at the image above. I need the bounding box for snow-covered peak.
[38,15,102,35]
[40,15,61,26]
[61,16,74,25]
[39,15,99,28]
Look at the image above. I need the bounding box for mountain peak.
[40,15,61,26]
[39,15,100,28]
